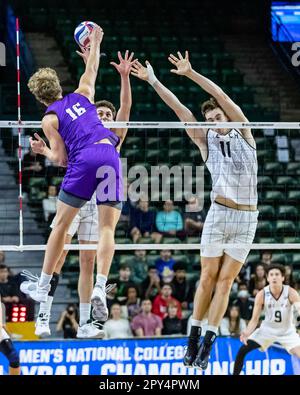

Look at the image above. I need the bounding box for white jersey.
[260,285,294,336]
[205,129,258,206]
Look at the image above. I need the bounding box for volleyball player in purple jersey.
[24,26,125,322]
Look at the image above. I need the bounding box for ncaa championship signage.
[0,337,299,375]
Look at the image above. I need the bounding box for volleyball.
[74,21,97,49]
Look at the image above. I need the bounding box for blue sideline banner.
[0,337,299,375]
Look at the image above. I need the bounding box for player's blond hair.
[28,67,62,104]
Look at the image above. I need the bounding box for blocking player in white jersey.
[131,51,258,369]
[22,50,134,339]
[233,264,300,375]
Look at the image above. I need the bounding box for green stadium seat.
[287,162,300,175]
[115,238,132,244]
[162,237,182,244]
[138,237,154,244]
[265,191,285,204]
[263,162,283,176]
[187,237,200,244]
[271,253,287,264]
[283,237,300,243]
[276,176,297,185]
[275,220,297,234]
[256,221,273,234]
[277,206,298,220]
[292,253,300,266]
[29,177,47,188]
[257,176,273,187]
[288,190,300,202]
[258,237,278,244]
[258,205,275,219]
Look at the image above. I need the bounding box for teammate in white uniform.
[0,297,20,375]
[131,51,258,369]
[23,50,135,338]
[233,264,300,375]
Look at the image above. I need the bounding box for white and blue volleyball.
[74,21,97,49]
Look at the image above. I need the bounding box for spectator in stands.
[127,250,150,283]
[184,196,205,236]
[131,299,162,337]
[248,264,267,296]
[284,264,296,287]
[155,250,175,282]
[22,150,45,194]
[0,251,4,264]
[56,303,79,339]
[152,283,182,320]
[232,283,254,321]
[42,185,58,223]
[162,302,183,335]
[103,303,132,339]
[0,264,20,320]
[122,286,141,321]
[219,305,247,336]
[130,199,162,243]
[156,200,184,238]
[260,250,272,267]
[115,264,135,301]
[140,265,161,301]
[171,261,193,311]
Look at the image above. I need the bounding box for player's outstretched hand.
[131,60,151,81]
[168,51,192,75]
[240,331,249,345]
[76,47,90,65]
[90,25,104,47]
[111,50,137,77]
[29,133,46,155]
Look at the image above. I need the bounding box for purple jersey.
[44,92,123,203]
[45,92,119,158]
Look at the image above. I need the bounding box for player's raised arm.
[111,50,136,148]
[131,60,207,156]
[240,290,264,345]
[75,26,103,102]
[168,51,254,145]
[30,115,68,167]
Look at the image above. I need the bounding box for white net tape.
[1,120,299,251]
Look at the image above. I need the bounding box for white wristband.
[146,62,158,86]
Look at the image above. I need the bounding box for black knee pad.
[0,339,20,368]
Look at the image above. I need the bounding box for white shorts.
[1,327,10,341]
[201,202,258,263]
[51,203,99,242]
[249,328,300,353]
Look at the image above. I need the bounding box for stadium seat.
[275,220,297,235]
[258,205,275,219]
[256,221,273,235]
[264,191,285,204]
[277,205,298,220]
[271,253,287,264]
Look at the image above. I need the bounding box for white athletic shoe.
[35,313,51,337]
[20,270,39,295]
[76,322,105,339]
[28,284,51,303]
[20,280,37,295]
[20,270,50,303]
[91,285,108,321]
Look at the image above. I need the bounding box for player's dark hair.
[265,263,285,277]
[95,100,117,118]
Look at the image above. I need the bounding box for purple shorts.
[61,143,123,205]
